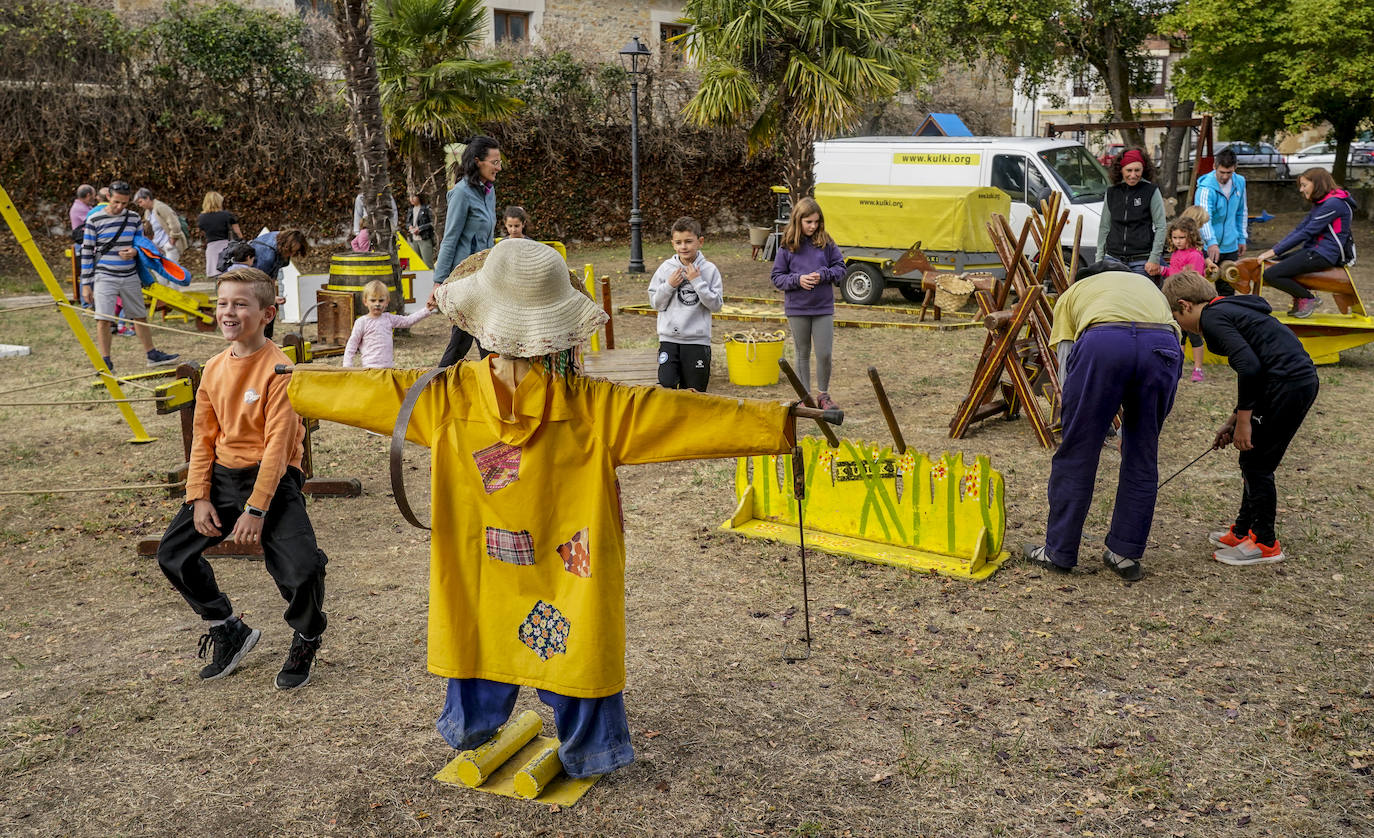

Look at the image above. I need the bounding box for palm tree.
[333,0,397,264]
[372,0,522,195]
[682,0,913,200]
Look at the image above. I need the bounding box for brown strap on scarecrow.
[389,365,451,530]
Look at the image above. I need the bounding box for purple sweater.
[771,239,846,316]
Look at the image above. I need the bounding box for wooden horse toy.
[1216,257,1374,364]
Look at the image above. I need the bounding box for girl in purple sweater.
[771,197,846,409]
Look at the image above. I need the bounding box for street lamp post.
[619,36,651,273]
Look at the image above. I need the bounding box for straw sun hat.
[435,237,608,358]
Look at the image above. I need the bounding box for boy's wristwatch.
[244,504,267,519]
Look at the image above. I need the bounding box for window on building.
[494,10,530,43]
[1135,58,1166,97]
[1072,71,1090,98]
[660,23,689,65]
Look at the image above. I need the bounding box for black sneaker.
[1022,543,1072,574]
[275,632,321,690]
[1102,547,1143,581]
[197,618,261,680]
[147,348,180,367]
[101,356,114,374]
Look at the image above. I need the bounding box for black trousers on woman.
[439,325,490,366]
[1264,249,1334,302]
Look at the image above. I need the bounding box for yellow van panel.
[814,184,1009,253]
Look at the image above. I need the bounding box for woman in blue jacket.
[1255,167,1356,318]
[432,136,502,366]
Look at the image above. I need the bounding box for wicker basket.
[748,226,773,247]
[933,275,976,310]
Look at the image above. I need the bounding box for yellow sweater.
[1049,271,1181,346]
[289,360,794,697]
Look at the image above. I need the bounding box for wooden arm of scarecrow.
[778,358,842,447]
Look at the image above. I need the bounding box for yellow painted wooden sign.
[721,438,1009,581]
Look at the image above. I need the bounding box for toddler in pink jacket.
[343,280,435,368]
[1163,215,1208,381]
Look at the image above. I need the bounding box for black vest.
[1104,180,1159,260]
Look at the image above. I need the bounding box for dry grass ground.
[1,215,1372,837]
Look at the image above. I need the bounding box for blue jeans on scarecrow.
[1044,323,1182,568]
[437,678,634,777]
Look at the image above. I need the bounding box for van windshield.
[1038,146,1110,204]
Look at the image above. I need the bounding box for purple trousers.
[1045,324,1182,567]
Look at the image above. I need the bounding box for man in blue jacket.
[1194,148,1247,293]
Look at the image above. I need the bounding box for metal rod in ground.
[867,366,907,455]
[1157,445,1215,490]
[784,445,812,661]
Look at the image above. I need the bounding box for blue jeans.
[437,678,634,777]
[1044,324,1181,567]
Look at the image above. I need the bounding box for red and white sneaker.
[1208,526,1252,549]
[1213,536,1285,566]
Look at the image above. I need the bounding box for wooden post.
[598,275,615,349]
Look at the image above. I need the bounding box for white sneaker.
[1213,537,1285,566]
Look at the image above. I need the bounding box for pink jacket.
[1162,247,1206,278]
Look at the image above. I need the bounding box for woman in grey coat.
[432,136,502,366]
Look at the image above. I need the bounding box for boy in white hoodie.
[648,216,724,391]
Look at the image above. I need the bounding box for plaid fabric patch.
[556,527,591,578]
[519,600,570,660]
[472,441,522,494]
[486,527,535,566]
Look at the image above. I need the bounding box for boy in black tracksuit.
[1162,270,1319,565]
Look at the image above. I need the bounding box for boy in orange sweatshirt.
[156,267,328,690]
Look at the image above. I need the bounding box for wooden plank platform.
[582,348,659,386]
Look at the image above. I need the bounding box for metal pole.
[627,72,645,273]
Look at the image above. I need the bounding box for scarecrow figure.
[288,238,795,776]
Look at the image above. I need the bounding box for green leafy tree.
[372,0,521,194]
[912,0,1178,148]
[1169,0,1374,183]
[681,0,914,200]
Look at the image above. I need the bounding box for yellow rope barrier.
[1,396,162,407]
[57,302,223,341]
[0,481,182,496]
[0,300,60,314]
[0,371,102,397]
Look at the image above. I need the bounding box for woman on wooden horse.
[1255,168,1357,318]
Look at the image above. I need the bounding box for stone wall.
[538,0,683,63]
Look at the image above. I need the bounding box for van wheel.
[842,263,885,305]
[897,284,924,303]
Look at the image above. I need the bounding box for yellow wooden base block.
[450,709,541,787]
[144,283,214,326]
[721,440,1010,582]
[434,734,601,806]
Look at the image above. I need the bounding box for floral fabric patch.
[472,441,522,494]
[519,600,570,660]
[556,528,591,577]
[486,527,535,566]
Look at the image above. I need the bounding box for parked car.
[1215,141,1289,178]
[1098,143,1125,166]
[1290,141,1374,173]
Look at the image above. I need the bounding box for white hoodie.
[647,251,724,346]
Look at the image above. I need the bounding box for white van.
[814,136,1108,264]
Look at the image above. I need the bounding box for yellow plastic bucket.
[724,330,786,386]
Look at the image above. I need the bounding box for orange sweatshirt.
[185,342,305,510]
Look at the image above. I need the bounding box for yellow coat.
[288,360,794,697]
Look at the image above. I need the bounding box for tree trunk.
[781,116,815,204]
[1097,27,1142,149]
[332,0,396,276]
[1330,113,1360,186]
[1158,100,1195,215]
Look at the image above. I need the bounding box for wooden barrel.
[327,251,404,313]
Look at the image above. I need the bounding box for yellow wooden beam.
[0,185,155,443]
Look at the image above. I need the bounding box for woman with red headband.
[1096,147,1167,282]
